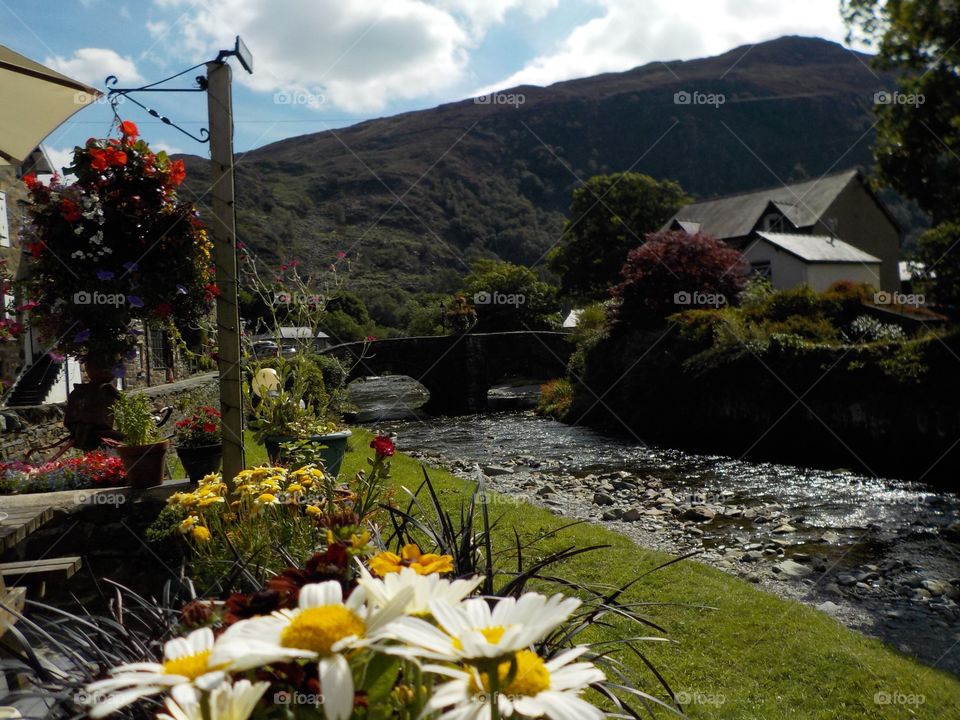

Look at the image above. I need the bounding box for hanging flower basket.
[20,121,215,371]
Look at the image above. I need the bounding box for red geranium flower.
[370,436,395,457]
[59,199,82,222]
[88,148,109,171]
[168,159,186,186]
[120,120,138,140]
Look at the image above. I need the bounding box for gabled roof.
[754,232,881,263]
[665,169,861,239]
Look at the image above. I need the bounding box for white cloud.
[474,0,849,95]
[434,0,559,37]
[44,48,144,88]
[154,0,481,112]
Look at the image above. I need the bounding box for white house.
[744,232,882,293]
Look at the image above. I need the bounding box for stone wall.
[0,372,218,462]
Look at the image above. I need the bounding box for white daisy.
[387,593,581,662]
[357,565,483,616]
[85,628,227,718]
[425,647,606,720]
[211,581,412,720]
[158,679,269,720]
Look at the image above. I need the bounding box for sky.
[0,0,859,173]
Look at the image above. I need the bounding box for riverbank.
[341,427,960,718]
[572,324,960,485]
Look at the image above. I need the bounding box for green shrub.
[536,378,574,419]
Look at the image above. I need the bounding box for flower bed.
[0,451,126,494]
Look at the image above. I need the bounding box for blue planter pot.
[263,430,352,477]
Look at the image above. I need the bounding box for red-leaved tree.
[611,231,747,325]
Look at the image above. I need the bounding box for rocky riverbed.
[394,433,960,676]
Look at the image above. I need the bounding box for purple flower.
[176,284,187,295]
[127,295,144,308]
[73,329,91,343]
[111,363,127,378]
[123,349,137,361]
[96,270,115,281]
[127,328,144,336]
[48,352,65,363]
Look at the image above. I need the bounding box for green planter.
[263,430,352,477]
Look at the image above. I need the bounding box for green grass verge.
[335,428,960,720]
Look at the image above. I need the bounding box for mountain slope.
[180,35,917,323]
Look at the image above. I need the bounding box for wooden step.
[0,556,82,587]
[0,508,55,552]
[0,587,26,635]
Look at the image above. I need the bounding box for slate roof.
[665,170,860,239]
[754,232,881,264]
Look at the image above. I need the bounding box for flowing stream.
[348,377,960,675]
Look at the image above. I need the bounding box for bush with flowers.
[121,436,680,720]
[0,450,125,494]
[151,437,396,591]
[19,120,215,369]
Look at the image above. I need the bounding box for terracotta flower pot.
[175,444,223,483]
[117,440,169,490]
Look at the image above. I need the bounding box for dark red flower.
[59,199,82,222]
[370,435,395,457]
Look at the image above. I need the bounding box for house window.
[751,261,772,278]
[761,213,785,232]
[0,192,9,248]
[149,328,168,370]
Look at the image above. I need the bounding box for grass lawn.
[329,428,959,720]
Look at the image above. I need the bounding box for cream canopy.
[0,44,101,166]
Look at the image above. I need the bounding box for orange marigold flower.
[368,543,454,577]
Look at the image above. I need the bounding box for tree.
[548,172,690,302]
[462,259,560,332]
[842,0,960,223]
[611,231,747,326]
[911,222,960,311]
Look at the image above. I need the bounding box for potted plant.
[247,362,351,476]
[111,393,168,490]
[172,405,222,482]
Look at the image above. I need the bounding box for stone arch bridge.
[319,331,573,414]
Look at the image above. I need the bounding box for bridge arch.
[320,331,572,415]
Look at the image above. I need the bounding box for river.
[347,377,960,676]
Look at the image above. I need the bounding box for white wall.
[744,241,880,292]
[742,241,807,290]
[805,263,881,293]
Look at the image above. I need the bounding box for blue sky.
[1,0,853,171]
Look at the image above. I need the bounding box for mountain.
[179,35,923,327]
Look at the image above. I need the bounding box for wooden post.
[206,60,244,489]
